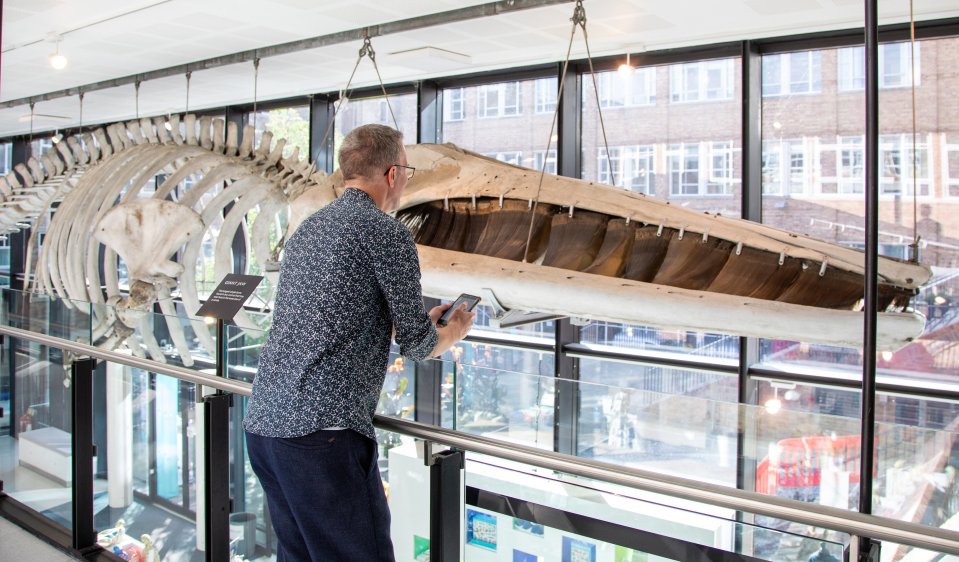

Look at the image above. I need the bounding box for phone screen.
[438,294,481,326]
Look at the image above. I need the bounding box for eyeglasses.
[384,164,415,180]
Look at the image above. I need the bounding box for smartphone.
[438,293,481,327]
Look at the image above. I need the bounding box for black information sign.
[195,274,263,321]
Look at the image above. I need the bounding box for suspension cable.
[522,0,615,263]
[316,34,400,165]
[252,57,261,133]
[185,71,192,113]
[134,79,141,120]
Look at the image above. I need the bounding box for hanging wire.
[134,79,141,120]
[908,0,921,262]
[316,34,398,156]
[185,71,192,113]
[252,57,261,132]
[522,0,615,263]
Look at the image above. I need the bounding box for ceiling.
[1,0,957,139]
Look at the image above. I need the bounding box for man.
[244,124,475,562]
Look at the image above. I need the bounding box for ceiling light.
[618,52,634,78]
[51,132,62,144]
[48,38,68,70]
[764,398,782,414]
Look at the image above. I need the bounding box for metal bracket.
[480,288,565,329]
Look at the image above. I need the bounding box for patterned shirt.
[244,188,438,440]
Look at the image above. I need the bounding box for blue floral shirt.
[244,188,437,440]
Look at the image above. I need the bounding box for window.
[534,78,557,114]
[445,88,465,121]
[598,146,655,194]
[762,139,811,195]
[595,68,656,108]
[762,51,822,96]
[533,149,557,175]
[837,135,865,194]
[0,143,10,175]
[948,134,959,197]
[483,151,522,166]
[249,106,310,159]
[668,142,735,196]
[669,143,700,195]
[670,60,735,102]
[879,133,930,196]
[838,42,920,91]
[477,82,522,118]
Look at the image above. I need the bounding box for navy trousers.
[246,429,396,562]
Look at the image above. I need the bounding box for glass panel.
[0,330,74,531]
[445,342,555,449]
[461,452,846,561]
[248,105,310,158]
[96,366,200,561]
[578,359,739,484]
[584,60,741,211]
[579,321,739,363]
[334,92,418,160]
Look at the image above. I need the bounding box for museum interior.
[2,0,959,561]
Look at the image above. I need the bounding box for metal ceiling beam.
[0,0,573,110]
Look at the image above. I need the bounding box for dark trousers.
[246,429,396,562]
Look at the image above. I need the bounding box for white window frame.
[534,149,557,175]
[444,88,465,121]
[762,51,822,97]
[598,146,655,194]
[477,82,522,119]
[762,138,811,195]
[483,151,523,166]
[670,59,735,103]
[837,135,865,194]
[838,42,920,92]
[946,136,959,198]
[878,133,931,196]
[534,78,557,114]
[595,68,657,108]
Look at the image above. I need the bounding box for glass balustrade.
[2,287,959,561]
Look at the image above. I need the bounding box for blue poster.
[514,549,540,562]
[562,536,596,562]
[466,509,498,551]
[512,517,545,537]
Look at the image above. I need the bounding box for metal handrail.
[3,323,959,555]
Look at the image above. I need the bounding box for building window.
[534,78,557,114]
[533,149,557,175]
[483,151,523,166]
[670,60,735,103]
[838,42,920,91]
[477,82,522,118]
[595,68,657,108]
[762,51,822,96]
[667,142,735,196]
[838,135,865,194]
[948,135,959,197]
[879,133,930,196]
[598,146,655,194]
[445,88,465,121]
[668,143,700,195]
[762,138,811,195]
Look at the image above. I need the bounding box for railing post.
[71,357,98,553]
[204,391,232,562]
[429,448,463,562]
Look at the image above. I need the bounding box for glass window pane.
[584,61,741,211]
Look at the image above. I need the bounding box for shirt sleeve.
[371,220,438,361]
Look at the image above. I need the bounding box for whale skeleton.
[0,115,931,363]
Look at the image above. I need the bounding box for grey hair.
[338,124,404,182]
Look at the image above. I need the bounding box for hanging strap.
[522,0,616,263]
